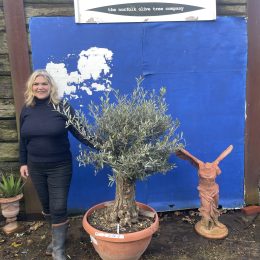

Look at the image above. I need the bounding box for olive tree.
[55,77,184,227]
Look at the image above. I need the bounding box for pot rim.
[0,193,23,204]
[82,201,159,243]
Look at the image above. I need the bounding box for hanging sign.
[74,0,216,24]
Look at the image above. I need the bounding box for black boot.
[42,212,53,256]
[52,222,68,260]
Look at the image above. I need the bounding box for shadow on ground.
[0,209,259,259]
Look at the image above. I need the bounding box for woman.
[19,69,94,260]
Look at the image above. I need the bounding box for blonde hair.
[24,69,60,107]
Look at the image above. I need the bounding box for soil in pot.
[88,206,155,234]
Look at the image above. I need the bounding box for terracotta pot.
[0,193,23,234]
[82,201,159,260]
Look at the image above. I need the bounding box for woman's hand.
[20,165,29,179]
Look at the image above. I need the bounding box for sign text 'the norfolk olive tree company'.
[74,0,216,23]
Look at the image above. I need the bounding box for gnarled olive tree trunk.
[106,174,138,227]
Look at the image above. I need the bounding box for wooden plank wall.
[0,0,247,171]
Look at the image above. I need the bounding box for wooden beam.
[245,0,260,205]
[3,0,42,215]
[3,0,31,125]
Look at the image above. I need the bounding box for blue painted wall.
[29,17,247,212]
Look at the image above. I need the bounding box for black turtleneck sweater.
[19,98,91,165]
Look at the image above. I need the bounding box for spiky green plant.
[0,173,24,198]
[55,77,184,227]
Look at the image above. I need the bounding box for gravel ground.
[0,209,259,260]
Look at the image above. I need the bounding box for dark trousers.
[28,161,72,224]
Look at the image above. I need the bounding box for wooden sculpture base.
[195,220,228,239]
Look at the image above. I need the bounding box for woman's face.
[32,75,51,100]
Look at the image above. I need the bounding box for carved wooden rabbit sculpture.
[176,145,233,239]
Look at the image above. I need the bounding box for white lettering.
[138,7,151,12]
[95,232,125,239]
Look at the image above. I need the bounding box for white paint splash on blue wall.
[46,47,113,99]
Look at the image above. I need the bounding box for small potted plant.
[56,77,184,259]
[0,170,25,234]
